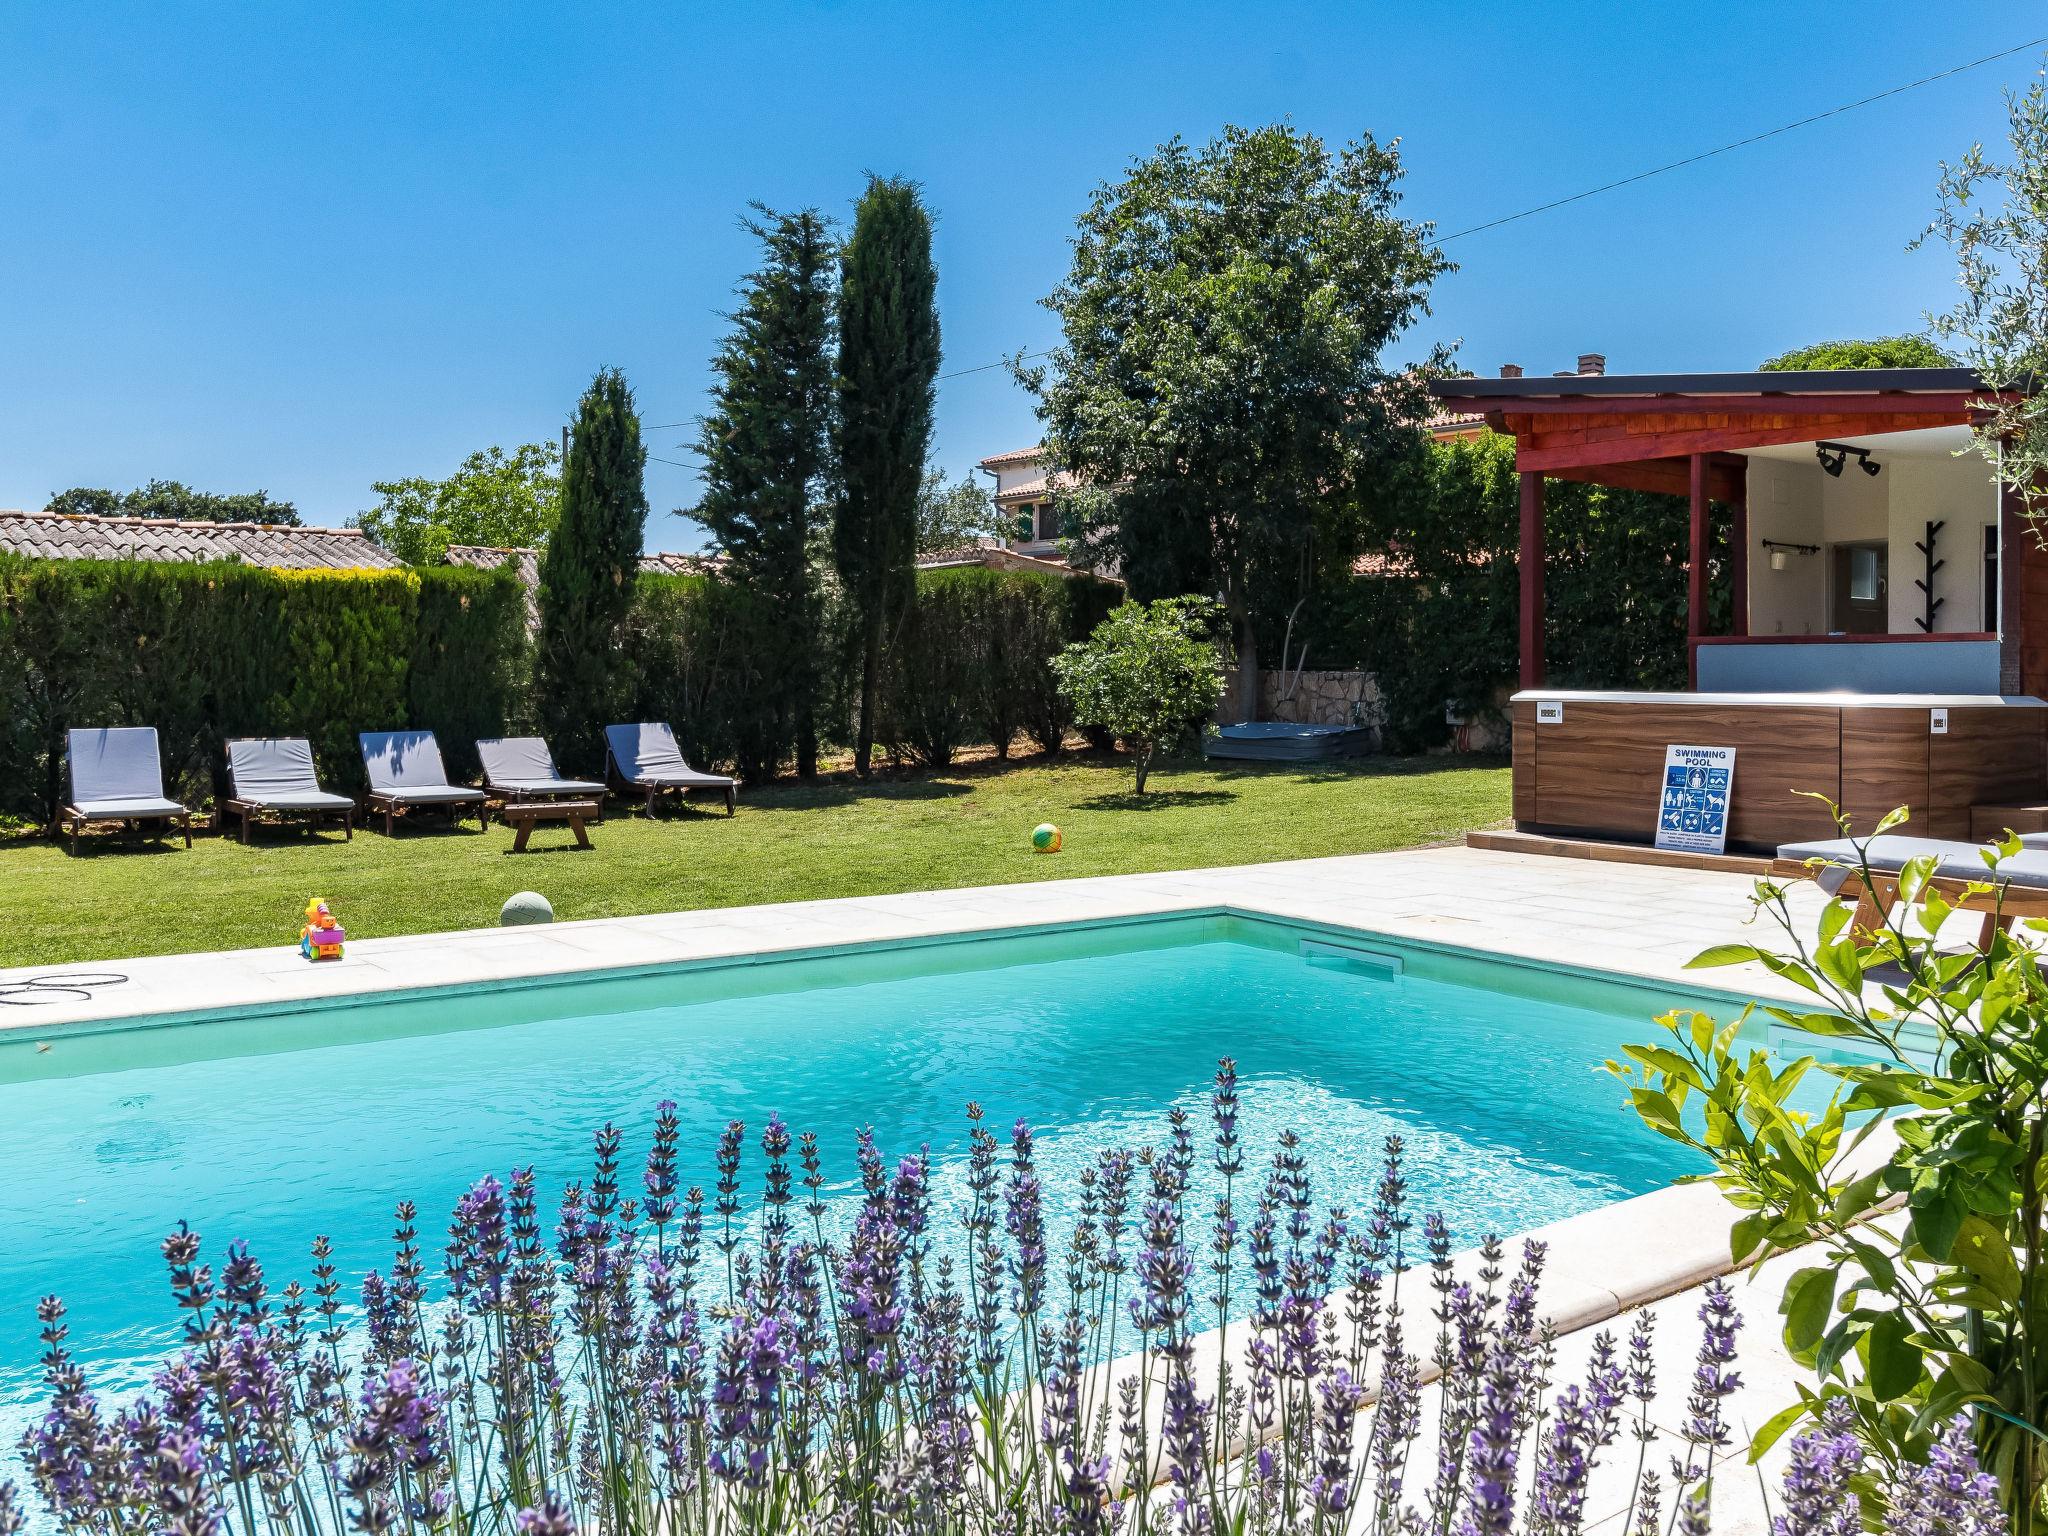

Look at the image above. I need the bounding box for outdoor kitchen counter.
[1508,689,2048,852]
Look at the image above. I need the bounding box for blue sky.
[1,5,2042,552]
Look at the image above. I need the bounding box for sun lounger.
[62,726,192,855]
[604,723,737,817]
[1775,833,2048,948]
[477,737,607,820]
[359,730,487,835]
[224,737,354,843]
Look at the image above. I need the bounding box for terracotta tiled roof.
[977,445,1045,471]
[0,509,404,569]
[1352,548,1418,578]
[992,470,1081,506]
[915,543,1101,578]
[638,550,726,576]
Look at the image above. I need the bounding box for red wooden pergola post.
[1730,472,1749,638]
[1687,453,1708,686]
[1519,470,1545,689]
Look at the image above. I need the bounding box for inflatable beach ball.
[1031,823,1062,853]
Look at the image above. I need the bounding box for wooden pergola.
[1427,368,2031,691]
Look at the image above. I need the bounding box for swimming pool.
[0,910,1759,1436]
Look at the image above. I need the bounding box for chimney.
[1577,352,1606,376]
[1498,363,1523,379]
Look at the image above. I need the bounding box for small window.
[1036,505,1060,541]
[1849,546,1881,602]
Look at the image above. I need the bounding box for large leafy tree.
[536,368,648,775]
[1759,337,1956,371]
[834,175,940,779]
[354,443,562,566]
[1028,123,1449,721]
[694,206,837,779]
[915,469,1007,555]
[1923,68,2048,512]
[44,480,301,525]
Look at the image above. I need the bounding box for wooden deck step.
[1464,828,1773,876]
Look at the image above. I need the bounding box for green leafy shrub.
[1760,336,1957,370]
[1615,808,2048,1524]
[1052,595,1225,793]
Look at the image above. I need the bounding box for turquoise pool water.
[0,913,1756,1435]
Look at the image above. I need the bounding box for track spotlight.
[1815,440,1879,478]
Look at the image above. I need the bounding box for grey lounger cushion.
[1778,834,2048,895]
[227,738,354,810]
[605,723,736,788]
[359,731,485,803]
[478,736,606,795]
[67,727,188,818]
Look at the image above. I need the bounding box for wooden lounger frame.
[60,804,192,856]
[1772,856,2048,951]
[223,796,352,843]
[605,755,736,817]
[365,791,488,837]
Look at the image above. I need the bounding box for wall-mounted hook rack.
[1914,519,1946,633]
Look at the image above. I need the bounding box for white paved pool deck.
[1,842,1839,1029]
[5,843,1891,1529]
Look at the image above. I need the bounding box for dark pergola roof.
[1430,367,1992,404]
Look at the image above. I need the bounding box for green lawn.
[0,752,1509,966]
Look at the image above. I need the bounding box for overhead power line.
[636,34,2046,462]
[1433,34,2048,244]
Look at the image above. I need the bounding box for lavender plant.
[1,1059,1998,1536]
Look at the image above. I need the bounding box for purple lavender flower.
[1213,1057,1243,1176]
[1772,1398,1862,1536]
[1673,1279,1742,1491]
[1888,1413,2004,1536]
[514,1491,578,1536]
[644,1099,681,1236]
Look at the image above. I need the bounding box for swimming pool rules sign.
[1655,745,1736,854]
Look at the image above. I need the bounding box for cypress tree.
[537,367,648,775]
[694,206,837,780]
[834,176,940,779]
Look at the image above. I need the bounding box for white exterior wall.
[1743,443,2000,636]
[1746,457,1826,636]
[1885,452,2000,634]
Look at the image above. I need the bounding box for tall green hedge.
[1287,435,1732,752]
[0,554,1121,826]
[880,565,1120,766]
[0,558,528,821]
[622,565,1121,778]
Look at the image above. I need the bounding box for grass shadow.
[747,778,977,814]
[1075,788,1238,812]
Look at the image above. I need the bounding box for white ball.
[501,891,554,926]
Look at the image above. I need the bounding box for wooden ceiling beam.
[1476,392,1984,420]
[1516,413,1944,470]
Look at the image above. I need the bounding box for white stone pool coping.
[0,842,1837,1032]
